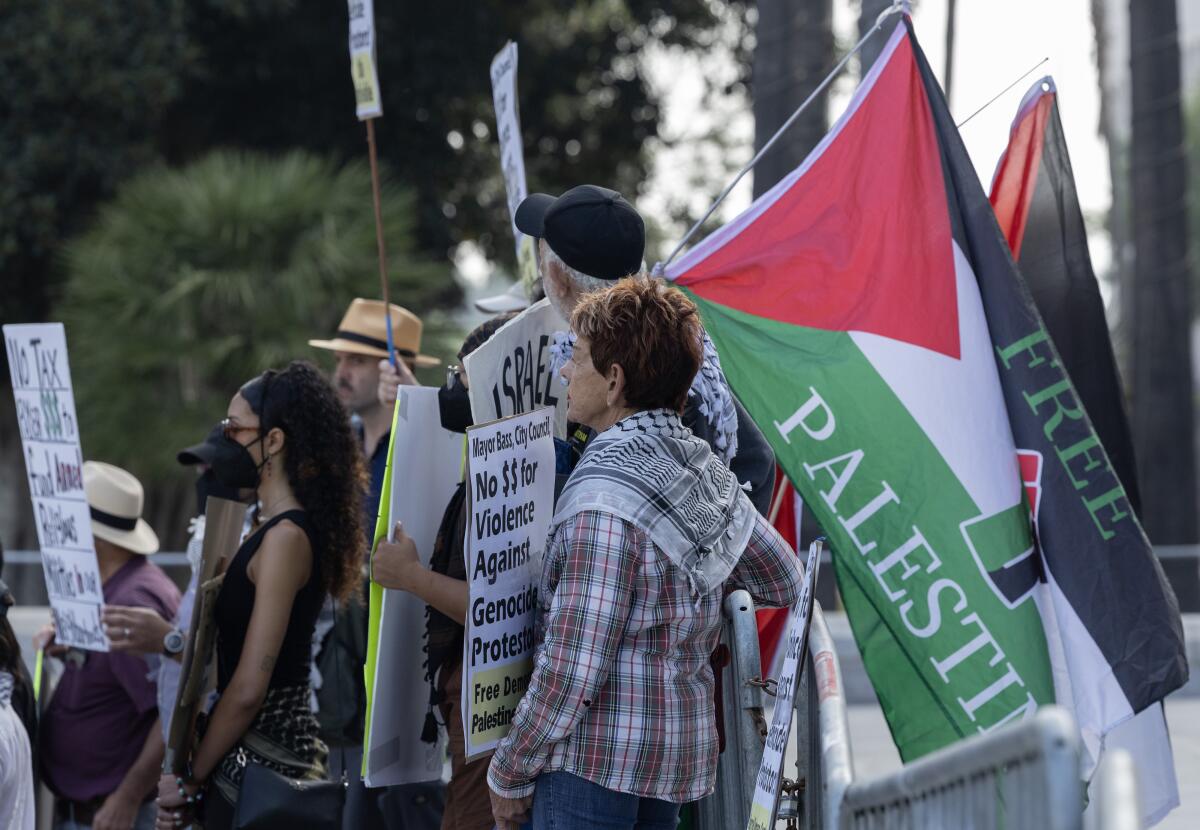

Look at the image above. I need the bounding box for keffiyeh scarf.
[549,330,740,465]
[551,409,757,596]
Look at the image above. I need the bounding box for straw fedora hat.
[84,461,160,555]
[309,298,439,367]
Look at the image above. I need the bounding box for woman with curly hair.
[156,361,366,829]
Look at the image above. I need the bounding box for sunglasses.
[220,417,259,442]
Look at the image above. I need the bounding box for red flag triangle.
[674,29,961,359]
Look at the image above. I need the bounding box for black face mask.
[194,467,244,514]
[438,374,474,433]
[210,431,266,491]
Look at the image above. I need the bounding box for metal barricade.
[693,596,854,830]
[694,589,769,829]
[1085,749,1142,830]
[785,604,854,829]
[839,706,1086,830]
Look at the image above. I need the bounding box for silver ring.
[124,627,131,638]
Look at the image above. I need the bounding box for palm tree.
[56,150,450,545]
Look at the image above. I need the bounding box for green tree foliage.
[163,0,750,270]
[58,150,445,480]
[2,0,751,324]
[0,0,189,325]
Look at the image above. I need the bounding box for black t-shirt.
[215,510,324,692]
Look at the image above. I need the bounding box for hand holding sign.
[377,357,418,409]
[372,522,422,593]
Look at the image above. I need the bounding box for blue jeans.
[531,772,680,830]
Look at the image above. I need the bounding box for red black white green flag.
[667,18,1187,805]
[989,77,1141,516]
[988,76,1177,823]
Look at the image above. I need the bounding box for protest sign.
[364,386,463,786]
[747,540,822,830]
[461,407,555,760]
[490,41,528,260]
[347,0,383,120]
[462,298,569,439]
[164,496,246,775]
[4,323,106,650]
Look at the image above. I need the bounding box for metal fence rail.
[694,589,769,829]
[839,706,1087,830]
[783,604,855,829]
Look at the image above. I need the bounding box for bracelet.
[176,775,206,804]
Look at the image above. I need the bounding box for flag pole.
[654,0,907,275]
[955,57,1049,129]
[365,117,397,368]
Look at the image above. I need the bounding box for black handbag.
[233,758,346,830]
[233,599,349,830]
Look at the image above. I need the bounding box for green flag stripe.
[686,292,1054,756]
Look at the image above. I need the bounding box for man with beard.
[309,298,446,830]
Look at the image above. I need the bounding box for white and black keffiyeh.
[551,408,757,596]
[549,331,740,465]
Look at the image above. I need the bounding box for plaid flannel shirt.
[487,509,802,802]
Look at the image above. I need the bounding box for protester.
[484,279,804,830]
[512,184,777,514]
[310,297,437,526]
[0,544,37,765]
[102,425,251,743]
[372,314,516,830]
[38,461,180,830]
[0,577,36,830]
[155,362,365,829]
[310,297,445,829]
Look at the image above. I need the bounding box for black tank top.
[215,510,324,692]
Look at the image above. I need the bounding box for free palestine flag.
[989,77,1141,515]
[990,77,1177,824]
[667,15,1187,800]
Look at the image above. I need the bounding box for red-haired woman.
[487,279,804,830]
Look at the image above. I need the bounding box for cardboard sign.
[462,298,569,440]
[747,540,823,830]
[461,407,555,760]
[4,323,106,651]
[164,496,247,775]
[348,0,383,119]
[490,41,528,258]
[364,386,463,786]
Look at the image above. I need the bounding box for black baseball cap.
[177,423,224,467]
[515,185,645,281]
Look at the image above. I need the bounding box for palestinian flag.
[667,17,1188,784]
[989,77,1178,824]
[989,77,1141,515]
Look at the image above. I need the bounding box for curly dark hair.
[240,361,366,601]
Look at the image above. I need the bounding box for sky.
[640,0,1114,278]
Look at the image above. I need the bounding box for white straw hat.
[84,461,160,555]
